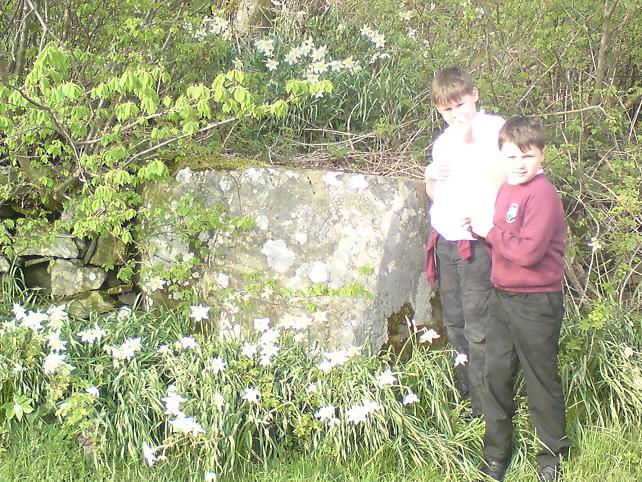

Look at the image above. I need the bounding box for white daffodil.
[253,38,275,58]
[311,45,327,62]
[346,400,380,424]
[259,328,280,346]
[169,415,205,436]
[241,387,261,403]
[46,304,68,330]
[86,386,100,397]
[204,472,217,481]
[116,306,132,321]
[108,337,143,365]
[362,400,381,413]
[147,276,167,292]
[403,390,420,405]
[304,72,320,84]
[162,390,186,417]
[300,38,314,56]
[314,405,339,424]
[78,324,106,344]
[142,441,159,466]
[284,49,300,65]
[279,314,313,331]
[588,236,602,252]
[21,311,48,332]
[190,305,210,322]
[623,347,634,359]
[253,317,270,332]
[419,328,441,344]
[306,382,319,393]
[12,303,26,321]
[341,56,361,74]
[370,32,386,49]
[318,349,354,372]
[266,58,279,71]
[259,354,274,367]
[207,356,227,374]
[454,353,468,367]
[176,336,198,350]
[261,344,280,359]
[43,352,66,375]
[212,392,225,408]
[241,342,258,358]
[48,331,67,352]
[376,369,397,388]
[346,404,369,424]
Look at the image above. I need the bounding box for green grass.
[1,420,641,481]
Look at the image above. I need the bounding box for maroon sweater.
[485,174,566,293]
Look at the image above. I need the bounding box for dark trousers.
[436,237,492,416]
[483,289,570,469]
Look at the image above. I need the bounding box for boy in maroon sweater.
[465,117,569,482]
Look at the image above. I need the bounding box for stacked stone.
[9,223,131,318]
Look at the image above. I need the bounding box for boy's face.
[501,142,544,185]
[436,89,479,127]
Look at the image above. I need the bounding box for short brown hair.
[431,67,475,106]
[498,116,545,151]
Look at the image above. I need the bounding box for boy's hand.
[450,115,473,144]
[463,217,493,238]
[425,162,451,182]
[467,218,494,238]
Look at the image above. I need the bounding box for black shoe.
[478,459,506,481]
[538,466,560,482]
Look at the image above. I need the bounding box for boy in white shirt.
[424,67,505,417]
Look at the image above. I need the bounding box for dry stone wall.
[1,166,435,351]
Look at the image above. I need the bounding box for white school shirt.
[429,111,505,241]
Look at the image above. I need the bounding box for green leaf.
[182,120,199,136]
[140,95,158,115]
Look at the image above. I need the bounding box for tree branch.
[24,0,63,45]
[123,117,238,168]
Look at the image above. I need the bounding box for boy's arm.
[425,174,436,200]
[424,138,450,199]
[485,189,561,267]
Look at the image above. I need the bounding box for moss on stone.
[381,302,415,360]
[172,155,267,173]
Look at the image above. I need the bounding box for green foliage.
[0,293,487,480]
[0,394,34,423]
[0,283,640,481]
[0,6,640,479]
[1,0,640,318]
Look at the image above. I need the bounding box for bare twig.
[123,117,237,167]
[24,0,63,45]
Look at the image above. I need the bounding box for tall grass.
[1,276,641,481]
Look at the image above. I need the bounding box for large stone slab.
[68,290,117,318]
[141,167,432,351]
[14,225,80,258]
[50,259,107,297]
[88,234,127,266]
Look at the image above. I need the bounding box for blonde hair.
[498,116,545,151]
[431,67,475,106]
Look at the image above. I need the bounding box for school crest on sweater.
[506,203,519,223]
